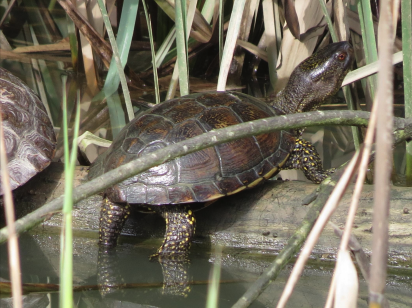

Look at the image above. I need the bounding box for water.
[1,231,411,308]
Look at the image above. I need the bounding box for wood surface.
[8,162,411,264]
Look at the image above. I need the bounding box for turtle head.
[273,41,354,113]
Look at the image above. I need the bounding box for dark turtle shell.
[89,91,296,205]
[0,68,56,194]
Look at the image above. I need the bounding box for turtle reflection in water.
[89,41,354,295]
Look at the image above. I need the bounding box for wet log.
[7,162,412,265]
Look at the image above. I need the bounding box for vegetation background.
[0,0,410,307]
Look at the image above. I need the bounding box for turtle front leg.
[99,198,131,246]
[283,138,334,183]
[154,206,196,256]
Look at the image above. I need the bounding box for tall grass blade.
[155,0,215,71]
[273,0,282,50]
[342,51,403,86]
[343,88,360,149]
[218,0,224,65]
[142,0,160,104]
[217,0,247,91]
[48,0,58,11]
[262,0,278,89]
[27,55,54,125]
[28,25,60,122]
[200,0,216,22]
[77,0,99,97]
[402,0,412,185]
[155,0,212,42]
[59,76,80,308]
[357,0,378,98]
[167,0,197,99]
[0,0,16,28]
[23,0,54,43]
[65,4,78,70]
[206,245,222,308]
[317,0,338,41]
[166,64,180,100]
[175,0,189,96]
[155,27,177,68]
[95,0,137,135]
[236,40,268,62]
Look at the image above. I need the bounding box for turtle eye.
[337,52,347,61]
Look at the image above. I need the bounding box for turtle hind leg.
[99,198,131,247]
[152,205,196,257]
[150,205,195,295]
[283,138,334,184]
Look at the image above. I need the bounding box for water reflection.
[97,246,191,297]
[87,243,265,307]
[0,232,411,307]
[0,232,263,307]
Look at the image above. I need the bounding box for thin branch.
[0,111,410,244]
[57,0,112,68]
[231,159,349,308]
[276,151,361,308]
[230,122,410,308]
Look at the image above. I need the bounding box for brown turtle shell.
[89,91,295,205]
[0,67,56,194]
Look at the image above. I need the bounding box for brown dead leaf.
[13,40,70,53]
[284,0,300,39]
[57,0,112,68]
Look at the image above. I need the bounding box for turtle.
[0,67,56,195]
[89,41,354,257]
